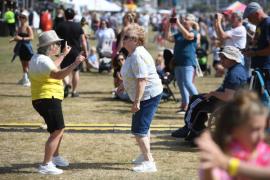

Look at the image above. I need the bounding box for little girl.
[86,47,99,70]
[198,90,270,180]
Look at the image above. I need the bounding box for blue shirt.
[251,17,270,69]
[217,63,248,92]
[173,30,197,67]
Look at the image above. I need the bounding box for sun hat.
[37,30,63,48]
[243,2,262,19]
[219,46,242,63]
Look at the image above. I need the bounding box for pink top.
[200,140,270,180]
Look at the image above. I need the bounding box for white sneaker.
[132,161,157,173]
[176,109,186,115]
[38,161,63,175]
[132,154,144,164]
[22,78,31,87]
[52,156,69,167]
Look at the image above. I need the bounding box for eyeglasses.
[123,35,137,41]
[118,58,124,61]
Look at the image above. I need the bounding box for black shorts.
[32,98,65,133]
[60,49,81,71]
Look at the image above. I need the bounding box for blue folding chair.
[249,68,270,108]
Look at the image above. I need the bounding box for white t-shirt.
[120,46,163,102]
[225,25,247,65]
[95,28,115,49]
[32,11,40,29]
[225,25,247,49]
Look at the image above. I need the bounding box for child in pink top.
[211,140,270,180]
[199,90,270,180]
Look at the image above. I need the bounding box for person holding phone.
[29,30,86,175]
[165,13,199,115]
[214,11,246,65]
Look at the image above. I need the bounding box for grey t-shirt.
[121,46,163,102]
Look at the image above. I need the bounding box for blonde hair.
[156,52,164,65]
[213,90,268,151]
[90,47,96,53]
[125,24,145,46]
[123,13,135,24]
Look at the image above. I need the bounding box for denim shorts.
[131,94,162,137]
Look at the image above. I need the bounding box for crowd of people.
[3,1,270,178]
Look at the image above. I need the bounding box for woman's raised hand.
[63,41,71,56]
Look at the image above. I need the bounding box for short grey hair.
[37,45,51,55]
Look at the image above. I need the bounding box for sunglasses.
[123,35,137,41]
[118,58,125,61]
[54,42,62,47]
[19,16,27,19]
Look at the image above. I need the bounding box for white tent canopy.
[70,0,122,13]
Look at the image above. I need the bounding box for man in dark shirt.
[243,2,270,90]
[56,8,88,97]
[171,46,248,142]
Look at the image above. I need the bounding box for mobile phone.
[169,17,177,23]
[80,51,86,58]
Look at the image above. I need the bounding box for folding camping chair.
[249,68,270,107]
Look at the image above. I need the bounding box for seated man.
[171,46,248,141]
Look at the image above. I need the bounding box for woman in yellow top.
[29,30,85,175]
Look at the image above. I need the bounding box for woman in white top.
[95,19,115,57]
[119,23,163,173]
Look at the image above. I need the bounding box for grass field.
[0,31,222,179]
